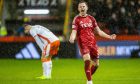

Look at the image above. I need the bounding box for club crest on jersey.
[80,21,93,28]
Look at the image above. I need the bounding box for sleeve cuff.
[72,28,77,30]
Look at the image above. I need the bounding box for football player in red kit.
[69,1,116,84]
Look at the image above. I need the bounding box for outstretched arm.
[94,26,116,40]
[69,30,77,43]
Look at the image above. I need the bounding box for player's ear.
[78,6,80,12]
[86,4,88,10]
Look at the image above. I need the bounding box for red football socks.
[84,60,91,81]
[91,65,98,75]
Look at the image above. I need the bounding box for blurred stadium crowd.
[73,0,140,35]
[0,0,140,37]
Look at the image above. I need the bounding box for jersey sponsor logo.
[80,22,93,28]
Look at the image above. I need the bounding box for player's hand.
[69,38,75,43]
[110,34,116,40]
[41,53,46,59]
[69,30,77,43]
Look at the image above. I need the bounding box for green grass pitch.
[0,58,140,84]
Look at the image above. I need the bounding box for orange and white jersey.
[29,25,59,51]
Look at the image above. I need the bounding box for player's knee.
[83,53,90,61]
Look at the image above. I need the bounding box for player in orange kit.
[24,24,60,79]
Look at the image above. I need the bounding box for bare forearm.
[95,26,116,40]
[70,33,76,40]
[69,30,77,43]
[98,30,111,39]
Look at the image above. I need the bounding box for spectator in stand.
[108,13,119,34]
[74,0,139,35]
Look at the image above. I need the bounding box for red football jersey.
[72,15,98,46]
[72,15,99,57]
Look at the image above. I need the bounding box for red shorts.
[78,43,99,59]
